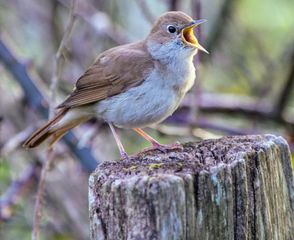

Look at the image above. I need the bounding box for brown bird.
[23,11,208,159]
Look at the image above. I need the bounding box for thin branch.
[0,39,99,172]
[32,150,54,240]
[0,162,41,221]
[1,126,34,155]
[162,117,294,153]
[49,0,76,118]
[196,118,255,135]
[162,117,255,135]
[173,93,294,128]
[57,0,130,45]
[33,2,76,239]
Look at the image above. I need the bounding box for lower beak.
[181,19,209,54]
[196,43,209,54]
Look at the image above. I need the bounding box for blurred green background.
[0,0,294,239]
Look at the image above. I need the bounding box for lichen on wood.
[89,135,294,240]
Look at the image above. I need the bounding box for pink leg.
[108,123,128,159]
[133,128,183,153]
[133,128,162,148]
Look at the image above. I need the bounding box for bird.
[23,11,208,159]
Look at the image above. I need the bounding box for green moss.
[148,163,164,170]
[123,165,138,171]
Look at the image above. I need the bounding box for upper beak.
[182,19,207,30]
[180,19,209,54]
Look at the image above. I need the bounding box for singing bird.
[23,11,208,158]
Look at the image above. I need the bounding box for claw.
[120,151,129,160]
[141,143,183,154]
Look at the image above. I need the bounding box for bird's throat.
[182,27,198,46]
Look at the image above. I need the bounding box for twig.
[0,39,99,172]
[195,118,255,135]
[32,2,77,239]
[162,117,294,153]
[1,126,34,155]
[136,0,155,24]
[32,150,54,240]
[0,162,41,221]
[49,0,76,118]
[173,93,294,128]
[57,0,130,45]
[160,117,254,135]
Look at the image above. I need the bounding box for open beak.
[181,19,209,54]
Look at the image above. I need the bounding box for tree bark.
[89,135,294,240]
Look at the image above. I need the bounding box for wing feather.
[58,42,153,108]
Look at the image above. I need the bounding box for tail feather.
[23,108,69,148]
[47,116,89,148]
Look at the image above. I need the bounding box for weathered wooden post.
[89,135,294,240]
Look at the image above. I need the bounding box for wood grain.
[89,135,294,240]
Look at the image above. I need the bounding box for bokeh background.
[0,0,294,239]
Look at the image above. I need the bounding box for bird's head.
[146,11,208,59]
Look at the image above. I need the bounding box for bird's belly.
[96,82,183,128]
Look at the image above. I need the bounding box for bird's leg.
[108,123,128,159]
[133,128,162,148]
[133,128,183,153]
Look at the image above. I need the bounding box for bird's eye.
[167,25,177,33]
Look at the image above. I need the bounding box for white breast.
[96,45,196,128]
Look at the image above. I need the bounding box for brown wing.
[57,42,153,108]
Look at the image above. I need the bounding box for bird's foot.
[141,142,183,154]
[119,150,129,160]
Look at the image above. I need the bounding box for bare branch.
[49,0,77,118]
[0,162,41,221]
[57,0,130,45]
[32,1,77,239]
[0,39,99,172]
[172,93,294,128]
[1,126,34,155]
[195,118,254,135]
[31,151,54,240]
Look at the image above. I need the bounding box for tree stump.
[89,135,294,240]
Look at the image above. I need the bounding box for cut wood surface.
[89,135,294,240]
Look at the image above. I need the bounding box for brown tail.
[23,108,69,148]
[23,108,85,149]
